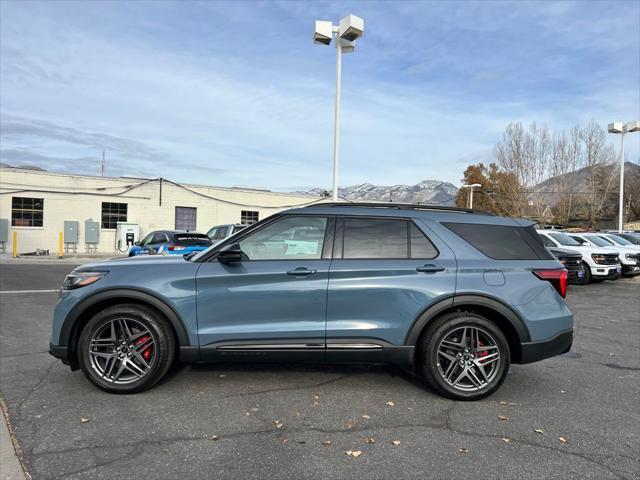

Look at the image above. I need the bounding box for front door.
[326,216,457,359]
[195,215,333,360]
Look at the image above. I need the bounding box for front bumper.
[519,329,573,364]
[622,263,640,276]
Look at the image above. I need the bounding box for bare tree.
[549,125,582,226]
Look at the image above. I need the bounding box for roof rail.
[304,202,494,215]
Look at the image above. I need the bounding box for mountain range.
[299,180,459,205]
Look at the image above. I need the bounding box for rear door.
[326,216,457,355]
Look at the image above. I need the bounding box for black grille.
[596,254,619,265]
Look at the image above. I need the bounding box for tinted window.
[410,223,438,259]
[584,235,612,247]
[549,232,581,246]
[443,223,553,260]
[232,225,247,234]
[151,233,167,243]
[174,233,212,246]
[607,234,632,245]
[239,216,327,260]
[343,218,408,259]
[540,234,555,247]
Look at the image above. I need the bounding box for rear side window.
[343,218,407,259]
[443,223,553,260]
[410,223,438,259]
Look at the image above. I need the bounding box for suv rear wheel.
[78,304,175,393]
[421,312,510,400]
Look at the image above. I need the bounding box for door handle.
[416,264,445,273]
[287,267,318,276]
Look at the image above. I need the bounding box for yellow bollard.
[12,231,17,258]
[59,232,63,259]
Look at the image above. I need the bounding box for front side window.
[11,197,44,227]
[239,216,327,260]
[343,218,408,259]
[101,202,127,229]
[152,233,168,244]
[241,210,259,225]
[606,234,632,246]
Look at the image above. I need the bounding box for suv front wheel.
[421,312,510,400]
[78,304,175,393]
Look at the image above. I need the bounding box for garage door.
[175,207,197,231]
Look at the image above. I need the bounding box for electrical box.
[0,219,8,243]
[85,220,100,244]
[116,222,140,252]
[64,221,79,244]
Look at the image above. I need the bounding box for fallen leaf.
[80,417,90,423]
[219,374,226,378]
[365,437,376,444]
[499,401,518,406]
[560,390,566,394]
[534,428,544,434]
[251,407,259,412]
[351,450,362,458]
[313,402,320,407]
[361,415,370,420]
[313,395,319,400]
[497,415,509,421]
[208,435,219,441]
[322,440,332,447]
[386,401,395,406]
[391,440,401,446]
[558,437,567,444]
[273,419,283,429]
[458,448,469,454]
[501,438,510,443]
[298,440,306,445]
[245,412,251,416]
[282,438,289,444]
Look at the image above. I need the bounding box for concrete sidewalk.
[1,399,26,480]
[0,253,125,265]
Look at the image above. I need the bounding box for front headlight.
[591,254,606,264]
[626,253,639,261]
[62,271,108,290]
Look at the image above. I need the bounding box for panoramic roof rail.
[305,202,494,215]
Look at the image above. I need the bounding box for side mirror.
[218,243,243,264]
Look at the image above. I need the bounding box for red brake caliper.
[477,340,489,359]
[135,335,153,361]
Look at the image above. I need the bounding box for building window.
[241,210,259,225]
[175,206,197,231]
[11,197,44,227]
[101,202,128,229]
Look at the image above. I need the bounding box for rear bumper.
[518,329,573,364]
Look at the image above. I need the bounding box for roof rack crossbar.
[304,202,494,215]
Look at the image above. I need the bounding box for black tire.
[420,312,510,401]
[78,304,176,393]
[582,262,592,283]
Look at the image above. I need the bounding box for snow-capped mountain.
[299,180,459,205]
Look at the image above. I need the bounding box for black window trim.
[335,215,440,261]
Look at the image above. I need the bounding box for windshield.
[549,232,581,246]
[606,234,632,246]
[584,235,612,247]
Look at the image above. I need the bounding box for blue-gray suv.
[50,203,574,400]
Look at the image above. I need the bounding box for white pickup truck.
[538,230,620,283]
[570,233,640,277]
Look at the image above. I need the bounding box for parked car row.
[538,230,640,283]
[128,223,250,257]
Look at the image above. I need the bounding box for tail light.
[533,268,568,298]
[168,245,186,251]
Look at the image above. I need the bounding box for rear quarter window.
[443,223,553,260]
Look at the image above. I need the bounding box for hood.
[548,247,581,258]
[75,254,187,271]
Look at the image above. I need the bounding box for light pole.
[608,121,640,232]
[462,183,481,209]
[314,15,364,202]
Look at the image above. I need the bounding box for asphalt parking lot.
[1,263,638,480]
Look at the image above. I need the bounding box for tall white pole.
[618,132,625,232]
[469,188,474,209]
[332,38,343,202]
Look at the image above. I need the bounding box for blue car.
[50,203,573,400]
[128,230,212,256]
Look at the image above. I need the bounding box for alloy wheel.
[436,326,501,392]
[88,318,157,384]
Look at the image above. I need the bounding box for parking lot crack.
[222,373,352,399]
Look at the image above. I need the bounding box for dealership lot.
[0,263,638,480]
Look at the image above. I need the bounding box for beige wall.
[0,168,321,254]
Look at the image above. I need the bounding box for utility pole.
[101,149,105,177]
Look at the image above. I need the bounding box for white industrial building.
[0,166,322,255]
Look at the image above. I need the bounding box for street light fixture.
[461,183,481,209]
[608,121,640,232]
[314,14,364,202]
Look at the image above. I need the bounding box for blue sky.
[1,0,638,190]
